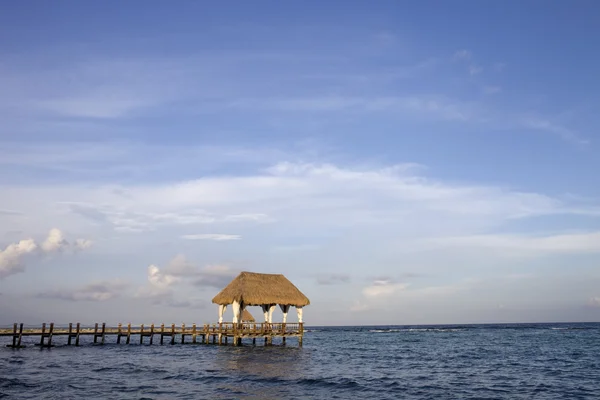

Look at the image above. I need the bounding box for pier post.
[117,323,122,344]
[75,323,80,346]
[93,323,98,344]
[170,324,175,345]
[11,323,17,348]
[17,323,23,348]
[150,324,154,345]
[47,323,54,347]
[140,324,145,345]
[192,324,197,344]
[252,338,256,346]
[160,324,165,345]
[181,323,185,344]
[40,323,46,347]
[101,323,106,345]
[126,323,131,344]
[68,323,73,345]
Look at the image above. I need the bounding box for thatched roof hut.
[212,271,310,324]
[242,309,255,322]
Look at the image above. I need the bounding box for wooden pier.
[1,322,304,348]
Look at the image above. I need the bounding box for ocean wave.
[369,328,465,333]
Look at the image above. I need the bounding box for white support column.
[261,305,270,322]
[296,307,303,323]
[218,304,227,323]
[268,304,277,323]
[279,304,290,323]
[232,301,241,323]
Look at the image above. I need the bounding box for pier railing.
[218,322,302,335]
[1,322,305,348]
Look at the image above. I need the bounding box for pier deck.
[0,322,304,347]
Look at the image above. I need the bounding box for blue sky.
[1,1,600,325]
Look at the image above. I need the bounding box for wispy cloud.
[38,279,128,302]
[469,65,482,75]
[0,209,23,216]
[483,86,502,95]
[426,231,600,256]
[453,49,472,61]
[522,117,589,145]
[363,279,409,297]
[229,95,479,121]
[63,202,268,232]
[316,274,351,285]
[181,234,241,241]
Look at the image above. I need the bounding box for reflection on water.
[215,345,308,379]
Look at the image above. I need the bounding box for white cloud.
[0,239,37,279]
[0,229,91,279]
[147,264,180,288]
[181,234,241,241]
[143,256,236,292]
[363,280,409,297]
[2,161,598,257]
[41,228,69,252]
[136,256,235,308]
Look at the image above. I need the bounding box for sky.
[1,1,600,326]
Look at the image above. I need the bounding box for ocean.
[1,323,599,399]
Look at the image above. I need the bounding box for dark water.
[1,323,599,399]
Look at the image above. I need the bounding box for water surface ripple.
[1,323,599,399]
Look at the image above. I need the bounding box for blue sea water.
[1,323,599,399]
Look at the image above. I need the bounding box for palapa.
[212,271,310,307]
[241,309,255,322]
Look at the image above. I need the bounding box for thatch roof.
[242,309,255,322]
[212,271,310,307]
